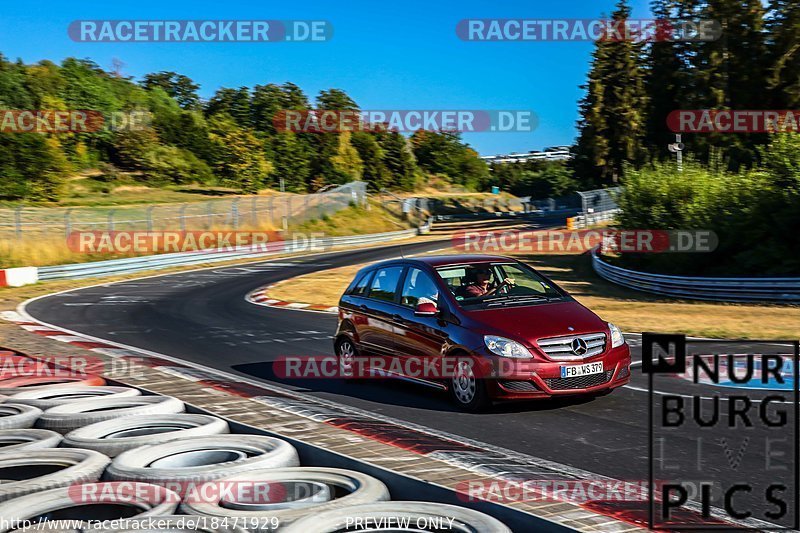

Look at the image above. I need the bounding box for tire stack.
[0,351,510,532]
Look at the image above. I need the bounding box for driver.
[464,266,515,298]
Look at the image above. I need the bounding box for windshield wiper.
[485,295,550,306]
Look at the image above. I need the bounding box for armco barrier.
[0,267,38,287]
[592,248,800,303]
[37,224,429,281]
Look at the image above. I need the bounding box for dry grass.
[270,248,800,340]
[0,201,410,268]
[0,221,279,268]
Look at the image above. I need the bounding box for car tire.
[0,449,111,502]
[282,501,512,533]
[7,386,140,410]
[0,482,178,532]
[105,434,300,484]
[0,404,42,429]
[0,375,106,395]
[37,396,185,434]
[180,467,390,531]
[0,429,62,451]
[62,414,230,457]
[335,337,360,380]
[447,356,490,412]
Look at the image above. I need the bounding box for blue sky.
[0,0,651,155]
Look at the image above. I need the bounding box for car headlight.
[484,335,532,358]
[609,322,625,348]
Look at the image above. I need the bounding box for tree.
[269,133,312,192]
[351,131,390,189]
[0,134,69,200]
[208,114,273,193]
[691,0,767,168]
[644,0,699,158]
[329,131,363,183]
[766,0,800,108]
[410,130,487,189]
[316,88,358,111]
[377,131,420,191]
[205,87,252,126]
[141,71,200,109]
[573,0,648,184]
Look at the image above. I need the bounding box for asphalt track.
[24,219,798,527]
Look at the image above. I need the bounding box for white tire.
[0,429,62,451]
[7,386,140,410]
[62,414,229,457]
[106,435,299,486]
[282,501,513,532]
[181,467,390,531]
[37,396,185,434]
[0,482,178,533]
[0,404,42,429]
[0,449,110,502]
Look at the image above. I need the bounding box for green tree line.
[573,0,800,183]
[0,56,489,201]
[574,0,800,275]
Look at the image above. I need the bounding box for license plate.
[560,362,603,378]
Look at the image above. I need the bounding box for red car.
[334,255,631,411]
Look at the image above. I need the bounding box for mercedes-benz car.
[334,255,631,411]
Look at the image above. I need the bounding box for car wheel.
[336,338,358,380]
[448,358,489,412]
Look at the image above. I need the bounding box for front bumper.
[481,343,632,400]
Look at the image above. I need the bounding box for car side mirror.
[414,301,438,317]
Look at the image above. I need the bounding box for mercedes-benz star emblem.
[571,338,588,356]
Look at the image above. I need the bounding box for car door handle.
[392,314,404,321]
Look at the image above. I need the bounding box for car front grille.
[500,380,539,392]
[544,370,613,391]
[537,332,606,360]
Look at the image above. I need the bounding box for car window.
[349,270,374,296]
[368,266,404,302]
[399,268,439,308]
[496,264,553,295]
[435,262,562,306]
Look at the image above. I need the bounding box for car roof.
[363,254,518,270]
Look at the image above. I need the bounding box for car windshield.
[435,262,564,308]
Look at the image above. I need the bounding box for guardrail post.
[179,204,187,231]
[64,209,72,238]
[107,210,115,232]
[14,207,22,239]
[283,196,290,231]
[268,196,274,228]
[231,198,240,229]
[146,206,154,232]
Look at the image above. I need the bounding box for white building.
[480,146,572,164]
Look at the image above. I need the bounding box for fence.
[591,248,800,303]
[38,222,430,281]
[570,187,621,228]
[0,182,367,239]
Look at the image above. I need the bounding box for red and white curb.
[246,282,338,314]
[0,267,38,288]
